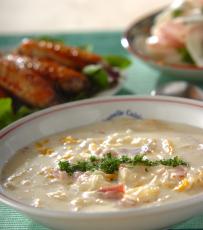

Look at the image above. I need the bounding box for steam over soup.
[2,117,203,212]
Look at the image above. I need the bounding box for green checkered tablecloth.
[1,31,203,230]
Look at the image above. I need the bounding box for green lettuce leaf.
[83,64,109,89]
[0,98,14,129]
[0,98,34,129]
[103,55,131,69]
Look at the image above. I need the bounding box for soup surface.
[2,117,203,212]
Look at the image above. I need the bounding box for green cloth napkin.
[0,31,203,230]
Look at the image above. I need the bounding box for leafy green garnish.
[58,153,188,175]
[15,106,33,120]
[103,55,131,69]
[83,65,109,89]
[160,156,188,167]
[131,154,158,166]
[83,65,102,75]
[178,47,195,64]
[70,91,88,101]
[91,69,109,89]
[0,98,34,129]
[0,98,15,129]
[172,9,183,18]
[99,153,120,174]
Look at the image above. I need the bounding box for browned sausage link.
[33,58,89,93]
[5,55,89,93]
[17,39,102,69]
[0,58,57,108]
[0,87,8,98]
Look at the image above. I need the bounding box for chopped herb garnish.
[90,155,97,162]
[58,161,73,175]
[99,153,120,174]
[132,154,158,166]
[58,153,188,175]
[160,156,188,167]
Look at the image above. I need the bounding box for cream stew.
[2,117,203,212]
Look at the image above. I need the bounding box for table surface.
[0,0,171,34]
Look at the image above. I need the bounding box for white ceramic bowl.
[1,95,203,230]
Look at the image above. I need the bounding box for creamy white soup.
[2,117,203,212]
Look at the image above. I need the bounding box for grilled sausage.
[0,57,57,108]
[5,54,89,93]
[17,39,102,69]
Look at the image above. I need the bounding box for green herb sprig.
[58,153,188,175]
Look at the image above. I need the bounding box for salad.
[145,0,203,67]
[0,37,131,129]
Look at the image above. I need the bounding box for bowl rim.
[122,9,203,72]
[1,95,203,218]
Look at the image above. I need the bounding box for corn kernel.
[105,173,118,181]
[61,136,79,144]
[35,139,49,148]
[88,143,98,152]
[123,136,132,144]
[39,167,55,179]
[60,153,73,160]
[38,147,54,155]
[174,179,190,192]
